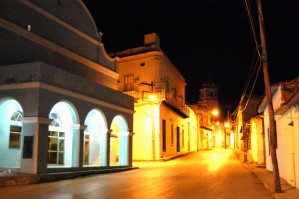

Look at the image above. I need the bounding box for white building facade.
[115,33,198,161]
[0,0,134,174]
[258,77,299,188]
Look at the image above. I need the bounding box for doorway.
[176,126,180,152]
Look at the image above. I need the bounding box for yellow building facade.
[116,33,198,161]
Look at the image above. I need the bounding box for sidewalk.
[235,151,299,199]
[0,152,188,188]
[0,167,138,187]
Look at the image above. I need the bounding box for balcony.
[124,89,189,118]
[163,91,190,118]
[123,90,140,101]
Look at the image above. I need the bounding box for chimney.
[144,33,160,48]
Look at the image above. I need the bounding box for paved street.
[1,149,274,199]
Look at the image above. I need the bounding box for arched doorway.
[110,115,129,166]
[48,101,79,167]
[84,109,107,166]
[0,98,23,169]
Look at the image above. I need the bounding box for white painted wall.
[0,99,23,168]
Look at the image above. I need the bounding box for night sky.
[83,0,299,109]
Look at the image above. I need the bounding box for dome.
[30,0,99,40]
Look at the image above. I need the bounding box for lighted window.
[9,112,23,149]
[48,113,64,165]
[124,74,134,91]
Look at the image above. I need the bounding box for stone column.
[99,128,109,166]
[119,132,134,167]
[71,124,86,168]
[20,117,52,174]
[106,129,112,166]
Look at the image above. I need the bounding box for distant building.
[114,33,198,161]
[258,77,299,188]
[191,82,222,149]
[234,95,262,162]
[198,81,219,108]
[0,0,134,174]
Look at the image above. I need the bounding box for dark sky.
[83,0,299,108]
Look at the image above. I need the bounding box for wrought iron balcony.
[123,89,189,118]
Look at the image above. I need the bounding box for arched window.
[9,111,23,149]
[48,113,65,165]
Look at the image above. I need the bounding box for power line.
[244,0,261,59]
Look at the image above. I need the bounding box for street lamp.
[212,109,219,117]
[149,93,157,161]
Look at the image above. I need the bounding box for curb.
[0,167,138,187]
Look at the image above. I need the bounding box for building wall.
[0,0,118,89]
[0,0,135,173]
[117,53,158,93]
[117,34,196,161]
[276,107,299,187]
[133,103,157,161]
[260,82,299,189]
[250,116,265,165]
[0,62,134,173]
[159,104,196,157]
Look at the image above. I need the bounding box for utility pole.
[140,81,156,160]
[256,0,282,193]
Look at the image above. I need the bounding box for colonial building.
[258,77,299,188]
[0,0,134,174]
[191,82,223,149]
[114,33,198,161]
[249,114,265,165]
[234,95,262,162]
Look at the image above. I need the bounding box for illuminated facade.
[191,82,223,150]
[249,115,265,165]
[234,95,261,162]
[0,0,134,174]
[258,77,299,189]
[115,33,198,161]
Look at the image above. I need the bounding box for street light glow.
[225,122,230,128]
[149,94,157,102]
[212,109,219,116]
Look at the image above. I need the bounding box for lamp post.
[149,94,157,161]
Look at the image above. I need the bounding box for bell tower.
[198,81,219,108]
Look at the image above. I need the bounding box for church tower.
[198,81,219,108]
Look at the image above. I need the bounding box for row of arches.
[0,98,130,170]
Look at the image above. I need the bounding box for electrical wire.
[241,59,262,112]
[244,0,261,59]
[240,0,264,112]
[229,0,264,122]
[240,50,258,103]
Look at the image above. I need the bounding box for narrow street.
[1,149,274,199]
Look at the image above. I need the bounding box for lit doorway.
[0,98,23,169]
[84,109,107,166]
[110,115,129,166]
[176,126,180,152]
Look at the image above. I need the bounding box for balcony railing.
[123,89,189,118]
[164,91,189,118]
[123,90,140,100]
